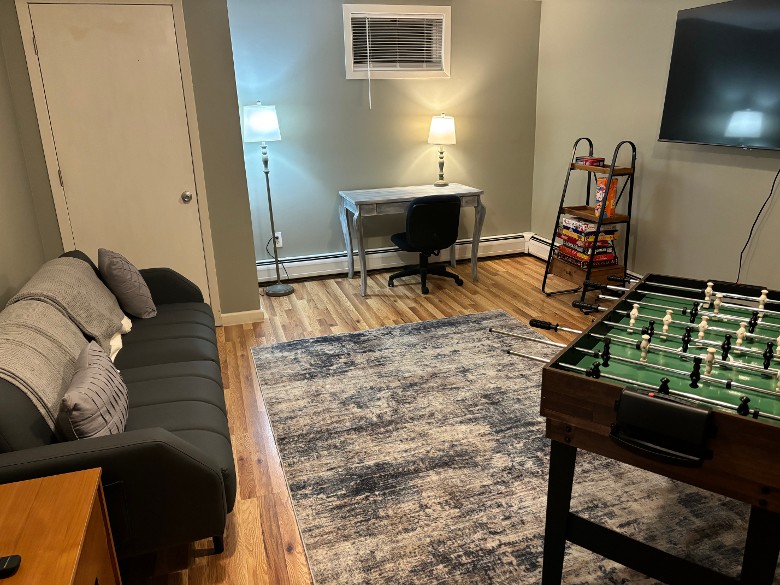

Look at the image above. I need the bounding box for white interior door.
[28,2,211,301]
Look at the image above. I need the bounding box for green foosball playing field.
[556,275,780,423]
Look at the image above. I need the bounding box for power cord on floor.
[265,236,290,281]
[736,167,780,283]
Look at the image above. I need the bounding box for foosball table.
[526,274,780,584]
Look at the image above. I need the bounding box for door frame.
[16,0,223,322]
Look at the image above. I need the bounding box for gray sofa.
[0,252,236,559]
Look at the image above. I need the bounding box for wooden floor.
[153,255,594,585]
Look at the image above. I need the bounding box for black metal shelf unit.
[541,138,637,304]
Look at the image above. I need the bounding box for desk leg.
[471,200,486,282]
[740,506,780,584]
[541,440,577,585]
[339,200,354,278]
[352,210,367,296]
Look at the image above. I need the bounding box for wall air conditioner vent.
[343,4,451,79]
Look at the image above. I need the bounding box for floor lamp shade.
[242,104,281,143]
[242,103,293,297]
[428,113,456,187]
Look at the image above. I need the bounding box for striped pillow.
[57,342,129,440]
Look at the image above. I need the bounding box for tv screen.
[659,0,780,151]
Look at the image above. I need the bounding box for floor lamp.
[243,103,294,297]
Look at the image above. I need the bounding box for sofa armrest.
[0,428,227,558]
[139,268,204,305]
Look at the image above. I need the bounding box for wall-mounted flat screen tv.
[659,0,780,151]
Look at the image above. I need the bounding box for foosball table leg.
[740,506,780,584]
[541,440,577,585]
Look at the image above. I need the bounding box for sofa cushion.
[122,322,216,347]
[57,342,129,440]
[115,338,220,370]
[127,375,226,415]
[120,360,223,388]
[98,248,157,319]
[137,303,215,329]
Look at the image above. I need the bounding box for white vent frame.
[343,4,452,80]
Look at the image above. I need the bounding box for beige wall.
[229,0,542,260]
[0,37,45,305]
[0,0,260,314]
[533,0,780,288]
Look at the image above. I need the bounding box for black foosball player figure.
[601,338,611,367]
[647,320,655,339]
[764,342,774,370]
[749,311,760,335]
[721,334,732,361]
[585,361,602,379]
[737,396,751,416]
[689,356,702,388]
[682,327,693,353]
[689,301,699,324]
[658,377,670,395]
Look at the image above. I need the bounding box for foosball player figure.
[689,356,702,388]
[601,338,611,367]
[737,396,751,417]
[749,311,760,335]
[658,377,670,395]
[585,361,601,379]
[682,327,693,353]
[721,334,732,361]
[689,301,699,324]
[764,343,774,370]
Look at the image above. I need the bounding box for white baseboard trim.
[219,309,265,326]
[257,234,531,283]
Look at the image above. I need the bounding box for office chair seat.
[388,194,464,295]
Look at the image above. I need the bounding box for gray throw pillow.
[57,342,129,440]
[98,248,157,318]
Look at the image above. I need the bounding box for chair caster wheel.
[456,278,464,286]
[422,287,429,295]
[388,280,394,287]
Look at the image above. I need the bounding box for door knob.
[181,191,193,204]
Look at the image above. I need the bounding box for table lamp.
[242,103,293,297]
[428,113,456,187]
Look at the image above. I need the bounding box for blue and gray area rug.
[251,310,765,584]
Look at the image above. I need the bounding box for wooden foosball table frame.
[539,273,780,584]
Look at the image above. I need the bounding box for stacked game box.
[555,214,619,269]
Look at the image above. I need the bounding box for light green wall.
[533,0,780,288]
[229,0,542,260]
[0,35,45,305]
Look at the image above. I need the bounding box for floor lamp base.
[265,282,295,297]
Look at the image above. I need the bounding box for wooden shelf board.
[562,206,629,225]
[571,163,634,176]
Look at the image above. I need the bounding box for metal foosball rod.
[505,349,549,363]
[571,346,776,397]
[555,362,780,422]
[627,309,778,344]
[587,332,780,380]
[601,295,780,333]
[488,328,567,348]
[629,287,780,318]
[647,280,777,306]
[601,319,769,359]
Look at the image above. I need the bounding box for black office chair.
[388,194,464,294]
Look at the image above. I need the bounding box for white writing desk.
[338,183,486,296]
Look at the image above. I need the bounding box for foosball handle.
[607,275,631,283]
[583,280,607,291]
[572,301,601,312]
[529,319,558,332]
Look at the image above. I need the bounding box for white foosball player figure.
[705,347,717,376]
[662,309,673,340]
[736,322,748,347]
[628,304,639,333]
[759,289,769,320]
[697,316,709,340]
[713,293,723,316]
[703,281,714,308]
[640,334,651,362]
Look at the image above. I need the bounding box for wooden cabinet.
[0,469,121,585]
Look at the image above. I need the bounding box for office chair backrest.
[405,195,461,252]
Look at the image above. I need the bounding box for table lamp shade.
[242,104,281,143]
[428,114,456,145]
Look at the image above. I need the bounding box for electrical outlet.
[274,232,283,248]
